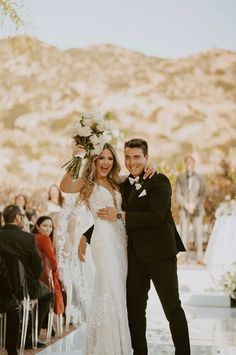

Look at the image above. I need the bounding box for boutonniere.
[135,182,143,190]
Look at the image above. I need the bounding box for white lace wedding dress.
[84,184,132,355]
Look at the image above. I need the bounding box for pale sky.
[1,0,236,58]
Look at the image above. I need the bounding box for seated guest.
[0,255,19,355]
[32,216,64,317]
[0,205,52,349]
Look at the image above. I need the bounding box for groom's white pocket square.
[138,189,147,197]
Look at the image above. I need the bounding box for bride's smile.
[95,148,114,178]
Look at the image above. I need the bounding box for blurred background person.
[25,208,38,232]
[47,184,64,214]
[46,184,65,250]
[14,193,27,210]
[176,156,205,264]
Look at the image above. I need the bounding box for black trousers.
[26,291,52,338]
[127,246,191,355]
[6,309,19,355]
[37,292,52,335]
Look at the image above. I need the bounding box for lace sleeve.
[55,192,95,326]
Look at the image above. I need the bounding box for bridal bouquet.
[220,263,236,299]
[62,112,106,180]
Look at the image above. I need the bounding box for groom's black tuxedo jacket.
[121,172,185,262]
[84,172,185,263]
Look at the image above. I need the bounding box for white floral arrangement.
[219,263,236,299]
[215,195,236,218]
[62,112,107,180]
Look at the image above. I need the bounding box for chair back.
[0,253,28,299]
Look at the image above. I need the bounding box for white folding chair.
[0,312,6,353]
[19,296,38,353]
[17,259,38,353]
[46,269,64,344]
[65,279,72,331]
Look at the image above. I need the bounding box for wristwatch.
[117,212,122,220]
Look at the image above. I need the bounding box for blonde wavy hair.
[78,143,121,207]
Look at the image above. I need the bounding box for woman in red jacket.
[32,216,64,316]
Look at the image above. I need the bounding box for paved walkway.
[36,262,236,354]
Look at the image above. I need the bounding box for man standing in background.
[176,156,205,264]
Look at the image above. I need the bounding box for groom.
[82,138,190,355]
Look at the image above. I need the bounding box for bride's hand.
[72,144,86,158]
[143,164,156,180]
[78,235,87,262]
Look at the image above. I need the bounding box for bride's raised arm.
[60,173,85,193]
[60,144,86,193]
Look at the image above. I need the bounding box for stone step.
[184,292,231,308]
[177,265,232,308]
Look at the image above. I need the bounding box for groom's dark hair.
[124,138,148,156]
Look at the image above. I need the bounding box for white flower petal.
[83,118,93,127]
[78,126,92,137]
[90,134,100,145]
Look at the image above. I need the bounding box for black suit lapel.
[123,175,148,208]
[127,185,140,205]
[121,179,132,210]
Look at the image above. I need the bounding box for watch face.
[117,213,122,219]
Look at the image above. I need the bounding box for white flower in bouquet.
[62,112,107,180]
[90,134,101,146]
[98,134,106,146]
[83,118,94,127]
[97,122,105,132]
[77,126,93,137]
[93,113,103,122]
[91,144,103,155]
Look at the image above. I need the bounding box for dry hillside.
[0,36,236,187]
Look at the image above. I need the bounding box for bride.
[60,143,132,355]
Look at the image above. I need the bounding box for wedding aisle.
[37,263,236,355]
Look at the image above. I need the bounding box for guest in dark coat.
[0,255,19,355]
[0,205,51,349]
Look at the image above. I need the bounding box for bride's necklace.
[96,178,118,208]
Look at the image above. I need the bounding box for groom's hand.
[144,164,156,180]
[97,207,117,221]
[78,235,87,262]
